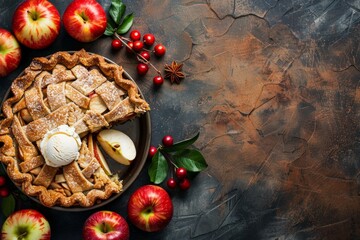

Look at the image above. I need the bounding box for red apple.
[63,0,107,42]
[127,185,173,232]
[82,211,129,240]
[12,0,60,49]
[1,209,51,240]
[0,29,21,77]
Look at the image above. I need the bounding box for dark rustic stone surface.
[1,0,359,239]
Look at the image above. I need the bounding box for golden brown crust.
[0,49,148,208]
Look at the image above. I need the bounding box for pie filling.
[0,49,150,208]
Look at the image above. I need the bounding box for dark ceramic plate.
[0,52,151,211]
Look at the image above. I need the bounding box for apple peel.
[127,185,173,232]
[88,134,112,175]
[0,28,21,77]
[1,209,51,240]
[82,210,129,240]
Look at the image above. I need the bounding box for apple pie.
[0,49,150,208]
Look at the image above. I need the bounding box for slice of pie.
[0,49,150,208]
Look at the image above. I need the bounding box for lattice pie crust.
[0,49,150,207]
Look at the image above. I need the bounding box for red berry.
[179,178,190,190]
[111,39,122,49]
[133,40,144,52]
[167,178,177,189]
[153,76,164,86]
[0,176,6,187]
[176,167,187,179]
[154,44,166,57]
[130,30,141,41]
[143,33,155,46]
[148,146,157,158]
[0,187,9,198]
[137,63,149,75]
[162,135,174,147]
[139,51,150,61]
[126,42,134,53]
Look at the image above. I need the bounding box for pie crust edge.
[0,49,150,208]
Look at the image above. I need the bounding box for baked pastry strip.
[24,79,50,120]
[12,116,38,161]
[95,81,125,110]
[19,156,45,173]
[24,103,71,142]
[47,82,66,111]
[33,165,59,188]
[104,97,135,123]
[82,159,101,179]
[63,161,94,193]
[71,65,107,95]
[41,64,76,87]
[65,83,90,109]
[83,110,109,132]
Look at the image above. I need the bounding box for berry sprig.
[104,0,167,87]
[112,31,166,86]
[147,133,207,190]
[166,167,190,190]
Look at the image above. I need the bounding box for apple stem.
[27,10,38,21]
[114,32,162,76]
[79,11,89,22]
[17,231,27,239]
[101,221,109,233]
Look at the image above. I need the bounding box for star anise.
[164,61,185,84]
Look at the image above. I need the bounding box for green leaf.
[148,151,168,184]
[163,132,200,152]
[1,194,15,217]
[173,149,207,172]
[104,21,116,36]
[109,0,126,25]
[116,13,134,34]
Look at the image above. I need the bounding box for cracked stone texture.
[135,0,360,239]
[0,0,360,239]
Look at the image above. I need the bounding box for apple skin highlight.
[63,0,107,42]
[82,211,129,240]
[1,209,51,240]
[12,0,61,49]
[127,185,173,232]
[0,28,21,77]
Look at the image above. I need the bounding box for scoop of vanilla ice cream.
[40,125,82,167]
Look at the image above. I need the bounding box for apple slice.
[88,134,112,175]
[50,182,62,189]
[55,174,66,183]
[61,182,70,190]
[20,109,33,123]
[89,94,107,114]
[97,129,136,166]
[30,167,42,175]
